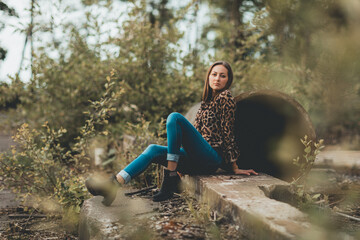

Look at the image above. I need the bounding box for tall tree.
[0,1,18,61]
[18,0,35,76]
[200,0,265,61]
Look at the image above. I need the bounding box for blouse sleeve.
[193,103,202,131]
[217,91,240,163]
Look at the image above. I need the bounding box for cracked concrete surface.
[183,174,311,240]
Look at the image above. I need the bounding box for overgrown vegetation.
[0,0,201,232]
[0,0,202,145]
[0,74,121,232]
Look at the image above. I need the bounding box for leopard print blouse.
[194,89,240,164]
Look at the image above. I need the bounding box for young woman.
[86,61,258,206]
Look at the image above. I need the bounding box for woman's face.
[209,64,228,93]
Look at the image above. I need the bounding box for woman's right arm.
[194,104,202,131]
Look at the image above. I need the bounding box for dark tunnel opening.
[234,91,316,182]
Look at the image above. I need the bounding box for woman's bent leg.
[165,112,222,173]
[87,143,186,205]
[117,144,183,184]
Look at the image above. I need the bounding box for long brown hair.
[202,61,233,102]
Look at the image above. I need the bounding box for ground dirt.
[0,177,77,240]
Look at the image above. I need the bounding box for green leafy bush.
[0,74,121,232]
[292,135,325,183]
[291,135,325,209]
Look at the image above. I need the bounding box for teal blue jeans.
[118,112,223,183]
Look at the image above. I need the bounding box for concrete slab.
[79,189,159,240]
[183,174,310,240]
[316,150,360,174]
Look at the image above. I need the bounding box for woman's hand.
[233,168,258,175]
[231,162,258,175]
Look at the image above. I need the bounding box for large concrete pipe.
[185,90,316,182]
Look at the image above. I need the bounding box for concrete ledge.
[183,174,310,240]
[79,190,159,240]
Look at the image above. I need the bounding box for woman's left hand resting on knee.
[232,162,258,175]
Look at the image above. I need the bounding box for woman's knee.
[143,144,165,155]
[166,112,183,126]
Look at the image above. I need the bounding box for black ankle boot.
[85,175,120,206]
[153,169,181,202]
